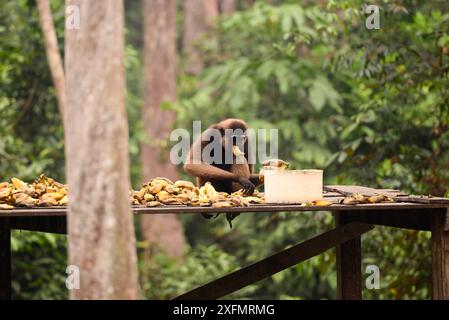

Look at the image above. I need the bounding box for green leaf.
[309,81,326,111]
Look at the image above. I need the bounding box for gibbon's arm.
[183,162,238,181]
[184,128,240,182]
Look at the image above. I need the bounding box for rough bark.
[183,0,219,75]
[36,0,66,118]
[220,0,236,14]
[141,0,186,259]
[65,0,139,300]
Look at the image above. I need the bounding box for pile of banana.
[0,174,68,210]
[340,193,393,205]
[130,177,265,208]
[0,175,266,210]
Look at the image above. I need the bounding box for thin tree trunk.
[65,0,139,300]
[220,0,236,14]
[204,0,220,18]
[36,0,66,118]
[183,0,219,75]
[141,0,186,260]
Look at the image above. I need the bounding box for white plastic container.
[264,169,323,203]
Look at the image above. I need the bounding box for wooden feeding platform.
[1,185,448,300]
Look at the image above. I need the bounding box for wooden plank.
[174,222,374,300]
[0,201,447,217]
[394,195,449,204]
[0,217,11,300]
[335,212,362,300]
[431,208,449,299]
[325,185,449,204]
[131,203,448,214]
[131,202,446,214]
[323,192,344,198]
[11,216,67,234]
[325,185,397,196]
[0,208,66,217]
[377,188,402,193]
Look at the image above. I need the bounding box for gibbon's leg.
[225,156,253,228]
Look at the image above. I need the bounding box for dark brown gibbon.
[184,118,261,194]
[183,119,262,225]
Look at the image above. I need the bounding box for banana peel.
[232,145,245,157]
[0,203,13,210]
[11,177,27,190]
[146,201,164,207]
[174,180,195,190]
[310,200,333,206]
[262,159,289,169]
[0,187,12,200]
[212,201,233,208]
[59,195,68,206]
[341,193,393,205]
[15,194,38,207]
[42,192,65,201]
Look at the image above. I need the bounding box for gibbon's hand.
[237,176,255,195]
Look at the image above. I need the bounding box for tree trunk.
[183,0,219,75]
[65,0,139,300]
[220,0,236,14]
[204,0,220,18]
[36,0,66,118]
[141,0,185,260]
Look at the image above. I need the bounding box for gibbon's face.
[222,131,247,159]
[218,119,248,155]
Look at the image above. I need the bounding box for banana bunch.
[0,174,68,209]
[131,178,265,208]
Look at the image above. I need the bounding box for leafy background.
[1,0,448,299]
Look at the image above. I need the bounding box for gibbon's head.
[214,118,248,155]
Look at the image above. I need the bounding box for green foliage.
[11,231,68,300]
[2,0,448,300]
[0,0,65,182]
[327,0,449,195]
[0,0,67,300]
[140,244,257,299]
[362,229,432,299]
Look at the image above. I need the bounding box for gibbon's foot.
[226,212,240,229]
[201,212,239,229]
